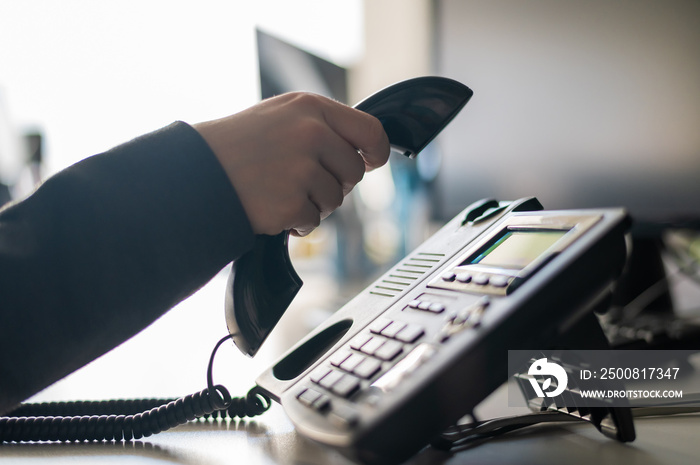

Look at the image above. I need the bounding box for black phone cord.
[0,334,271,443]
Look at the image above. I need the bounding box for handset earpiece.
[225,76,473,357]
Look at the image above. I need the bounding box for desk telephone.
[1,77,635,464]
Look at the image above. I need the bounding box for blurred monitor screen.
[256,28,347,103]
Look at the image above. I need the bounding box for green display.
[471,230,567,270]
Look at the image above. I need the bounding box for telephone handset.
[225,76,474,356]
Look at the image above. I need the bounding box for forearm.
[0,122,255,414]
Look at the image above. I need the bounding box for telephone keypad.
[298,318,427,425]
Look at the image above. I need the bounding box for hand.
[194,92,390,236]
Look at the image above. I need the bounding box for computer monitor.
[256,28,347,103]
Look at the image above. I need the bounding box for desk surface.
[3,392,700,465]
[3,272,700,465]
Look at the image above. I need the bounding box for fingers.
[290,163,344,237]
[318,98,391,171]
[310,123,367,196]
[307,166,345,220]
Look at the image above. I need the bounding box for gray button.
[456,272,472,283]
[359,336,385,356]
[374,340,403,361]
[353,358,382,379]
[369,318,393,334]
[381,322,407,339]
[350,333,372,351]
[297,387,322,407]
[394,324,425,343]
[331,375,361,398]
[428,303,445,313]
[489,275,510,287]
[328,404,359,429]
[339,353,366,372]
[329,349,352,367]
[319,370,344,389]
[310,367,332,384]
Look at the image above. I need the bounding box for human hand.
[194,92,390,237]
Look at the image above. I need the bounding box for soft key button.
[409,299,446,314]
[489,275,510,288]
[428,303,445,313]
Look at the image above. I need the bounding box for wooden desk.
[3,273,700,464]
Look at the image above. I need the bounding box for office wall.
[434,0,700,222]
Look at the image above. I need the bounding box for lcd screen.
[470,230,567,270]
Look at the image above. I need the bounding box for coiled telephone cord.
[0,334,271,443]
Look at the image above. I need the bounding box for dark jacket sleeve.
[0,122,255,414]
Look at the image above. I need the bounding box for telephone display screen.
[470,230,567,270]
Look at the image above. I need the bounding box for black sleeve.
[0,122,255,414]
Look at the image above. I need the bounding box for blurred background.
[1,0,699,401]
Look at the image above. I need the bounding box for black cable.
[0,334,271,443]
[431,411,583,451]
